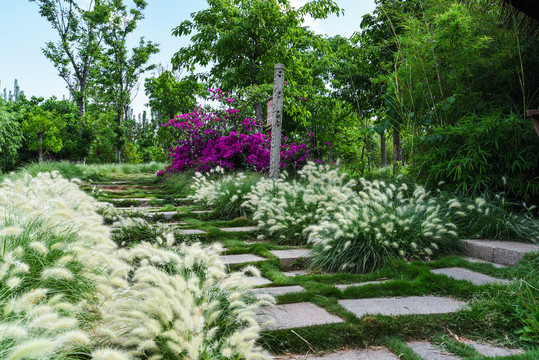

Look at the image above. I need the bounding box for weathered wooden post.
[269,63,285,179]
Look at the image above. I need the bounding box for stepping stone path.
[407,340,523,359]
[253,285,305,296]
[257,302,343,330]
[276,348,399,360]
[407,341,460,360]
[335,280,387,290]
[219,254,265,265]
[221,226,260,233]
[85,180,536,359]
[177,229,206,235]
[270,249,311,268]
[462,239,539,266]
[283,270,309,277]
[431,267,511,285]
[463,340,523,356]
[339,296,468,317]
[462,256,506,268]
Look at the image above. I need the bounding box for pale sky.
[0,0,376,117]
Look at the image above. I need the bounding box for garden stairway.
[87,178,535,360]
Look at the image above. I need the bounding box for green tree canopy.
[171,0,342,122]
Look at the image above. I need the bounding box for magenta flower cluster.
[158,89,320,175]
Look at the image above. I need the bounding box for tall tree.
[21,99,66,162]
[93,0,159,162]
[171,0,341,123]
[29,0,111,116]
[144,69,201,122]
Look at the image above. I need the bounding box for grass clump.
[445,195,539,244]
[3,160,164,182]
[306,177,461,273]
[189,167,263,219]
[243,162,358,245]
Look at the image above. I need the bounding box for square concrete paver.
[339,296,468,317]
[220,226,260,233]
[283,270,309,277]
[253,285,305,296]
[431,267,511,285]
[462,239,539,266]
[177,229,206,235]
[407,341,459,360]
[464,340,523,357]
[191,210,212,214]
[336,281,387,290]
[244,276,273,286]
[270,249,312,268]
[462,257,506,268]
[257,302,343,330]
[276,348,399,359]
[219,254,266,265]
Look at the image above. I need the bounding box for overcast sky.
[0,0,376,116]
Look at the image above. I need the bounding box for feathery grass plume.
[188,169,262,219]
[444,193,539,243]
[306,174,461,273]
[1,171,274,360]
[243,162,359,245]
[98,241,273,359]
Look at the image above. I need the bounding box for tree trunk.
[393,124,402,174]
[255,102,263,131]
[117,110,123,164]
[381,129,387,167]
[38,133,44,162]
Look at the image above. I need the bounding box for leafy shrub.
[0,99,23,173]
[0,172,273,359]
[159,89,319,175]
[412,113,539,205]
[243,162,358,245]
[444,195,539,243]
[306,178,461,273]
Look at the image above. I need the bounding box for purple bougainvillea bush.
[158,89,319,175]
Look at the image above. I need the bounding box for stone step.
[116,207,162,212]
[253,285,305,296]
[283,270,309,277]
[462,256,507,268]
[219,254,266,265]
[335,280,388,290]
[191,210,213,214]
[339,296,468,318]
[407,340,523,359]
[177,229,206,235]
[461,239,539,266]
[94,184,158,190]
[462,340,522,357]
[431,267,511,286]
[276,348,399,360]
[220,226,260,233]
[270,249,311,268]
[407,341,460,360]
[257,302,344,330]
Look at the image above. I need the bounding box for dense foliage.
[1,0,537,207]
[190,162,539,272]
